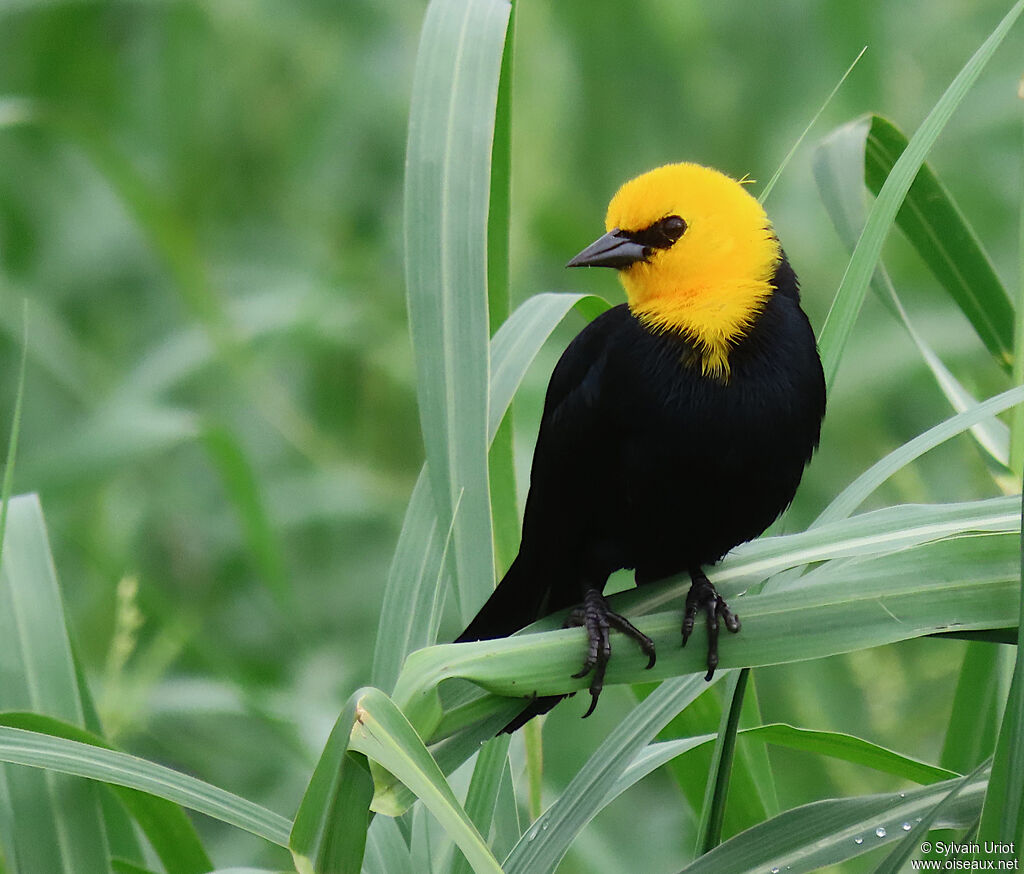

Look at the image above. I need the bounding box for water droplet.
[527,830,536,842]
[542,823,548,831]
[875,826,887,838]
[854,836,864,845]
[898,792,905,798]
[902,822,912,831]
[770,868,780,874]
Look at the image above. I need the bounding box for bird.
[456,162,826,732]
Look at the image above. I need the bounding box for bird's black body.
[458,252,825,729]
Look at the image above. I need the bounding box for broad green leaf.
[678,773,987,873]
[813,117,1014,468]
[347,688,502,874]
[290,694,374,874]
[0,726,291,847]
[0,495,111,874]
[863,116,1014,369]
[403,0,511,622]
[0,714,211,874]
[817,0,1024,387]
[502,675,720,874]
[391,502,1019,744]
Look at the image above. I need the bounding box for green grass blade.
[201,424,289,604]
[678,774,987,874]
[977,481,1024,857]
[817,0,1024,388]
[449,734,511,874]
[0,495,112,873]
[348,688,503,874]
[1013,77,1024,474]
[290,694,375,874]
[758,45,867,205]
[363,816,414,874]
[487,1,518,575]
[876,759,991,874]
[814,116,1013,470]
[0,303,27,567]
[863,115,1015,369]
[744,724,957,784]
[403,0,511,621]
[0,726,290,846]
[610,722,956,813]
[817,384,1024,525]
[502,675,720,874]
[695,670,747,854]
[371,469,448,693]
[942,643,1003,772]
[0,714,211,874]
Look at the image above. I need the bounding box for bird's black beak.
[566,229,649,269]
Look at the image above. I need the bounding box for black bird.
[457,163,826,731]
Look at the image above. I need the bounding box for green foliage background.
[0,1,1022,871]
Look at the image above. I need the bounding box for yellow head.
[568,163,781,379]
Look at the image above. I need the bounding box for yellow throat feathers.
[607,163,781,380]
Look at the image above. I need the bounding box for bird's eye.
[627,215,687,251]
[660,215,686,241]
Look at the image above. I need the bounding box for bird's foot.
[565,588,656,718]
[681,568,741,681]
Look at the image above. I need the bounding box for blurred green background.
[0,0,1020,870]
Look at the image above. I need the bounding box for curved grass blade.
[0,714,211,874]
[677,773,987,874]
[290,694,375,874]
[347,689,503,874]
[817,0,1024,388]
[814,116,1014,470]
[0,726,291,847]
[758,46,867,205]
[404,0,511,621]
[449,734,511,874]
[392,509,1019,736]
[817,384,1024,525]
[876,759,991,874]
[502,675,720,874]
[695,670,747,854]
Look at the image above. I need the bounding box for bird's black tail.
[455,554,543,643]
[455,555,567,733]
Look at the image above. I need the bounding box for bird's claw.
[681,569,740,681]
[565,588,656,718]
